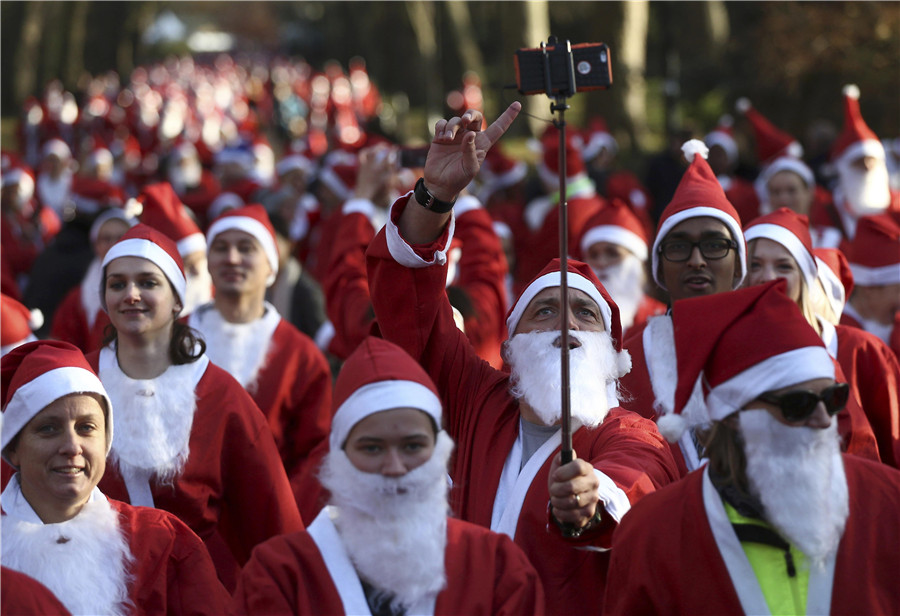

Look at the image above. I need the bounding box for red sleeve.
[49,287,89,350]
[837,327,900,468]
[323,211,377,359]
[451,206,509,369]
[0,567,72,616]
[366,196,503,441]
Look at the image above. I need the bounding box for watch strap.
[413,177,457,214]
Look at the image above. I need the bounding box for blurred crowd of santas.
[1,54,899,370]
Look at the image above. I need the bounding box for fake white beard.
[739,409,849,568]
[103,355,197,484]
[593,254,645,332]
[838,162,891,217]
[506,330,619,428]
[182,268,213,316]
[2,497,134,616]
[79,258,103,328]
[319,432,454,612]
[192,307,275,392]
[36,172,72,215]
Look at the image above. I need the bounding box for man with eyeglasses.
[604,281,900,615]
[619,139,747,474]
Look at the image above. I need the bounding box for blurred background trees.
[2,1,898,162]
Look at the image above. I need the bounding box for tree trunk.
[619,0,650,151]
[445,1,485,78]
[522,0,550,137]
[405,1,443,133]
[65,1,90,89]
[13,2,44,106]
[704,1,730,50]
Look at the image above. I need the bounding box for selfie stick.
[540,37,577,466]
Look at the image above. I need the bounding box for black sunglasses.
[756,383,850,422]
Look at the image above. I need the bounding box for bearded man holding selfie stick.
[365,94,678,613]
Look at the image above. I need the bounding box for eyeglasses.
[756,382,850,422]
[657,238,737,262]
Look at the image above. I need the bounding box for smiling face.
[746,238,803,303]
[105,256,181,342]
[658,216,740,301]
[343,408,436,477]
[7,394,108,523]
[207,229,273,299]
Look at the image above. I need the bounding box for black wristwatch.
[413,177,457,214]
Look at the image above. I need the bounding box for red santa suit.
[234,510,544,616]
[2,480,231,616]
[366,196,680,615]
[622,316,882,475]
[49,260,110,353]
[87,347,304,590]
[603,457,900,615]
[823,320,900,468]
[188,302,333,488]
[1,567,71,616]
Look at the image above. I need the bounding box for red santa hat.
[580,117,618,162]
[89,206,140,245]
[0,164,35,202]
[275,146,317,179]
[651,140,747,291]
[758,155,815,192]
[736,98,804,165]
[329,336,442,451]
[1,340,113,463]
[206,204,280,285]
[506,258,629,359]
[830,85,884,165]
[41,138,72,161]
[137,182,206,257]
[537,125,588,187]
[743,208,818,292]
[578,199,649,262]
[814,248,854,319]
[703,115,739,167]
[317,148,359,202]
[656,280,834,442]
[478,145,527,194]
[0,295,42,357]
[846,213,900,286]
[101,224,186,309]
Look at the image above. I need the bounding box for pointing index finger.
[483,102,522,146]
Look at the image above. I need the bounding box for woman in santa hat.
[85,223,303,590]
[743,208,899,468]
[1,340,231,615]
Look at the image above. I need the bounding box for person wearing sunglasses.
[604,281,900,615]
[619,139,748,474]
[744,207,898,468]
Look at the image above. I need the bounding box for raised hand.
[423,102,522,202]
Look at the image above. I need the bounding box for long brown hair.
[697,418,749,492]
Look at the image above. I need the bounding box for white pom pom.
[786,142,804,158]
[656,413,687,443]
[735,97,752,114]
[681,139,709,161]
[616,349,632,379]
[843,84,860,100]
[124,198,143,219]
[28,309,44,331]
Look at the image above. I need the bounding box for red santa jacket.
[233,515,545,616]
[86,350,304,590]
[0,567,71,616]
[604,456,900,615]
[50,284,110,353]
[366,195,679,615]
